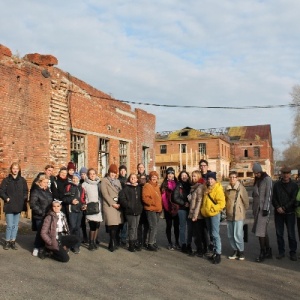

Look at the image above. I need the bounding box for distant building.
[155,127,231,180]
[155,124,274,180]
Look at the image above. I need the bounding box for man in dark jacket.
[272,167,298,261]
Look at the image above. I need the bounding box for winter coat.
[161,180,177,213]
[272,179,298,214]
[188,181,205,220]
[40,211,70,251]
[119,184,143,216]
[82,177,103,223]
[0,174,28,214]
[51,176,69,200]
[201,182,225,218]
[29,185,53,220]
[252,173,272,237]
[172,181,191,210]
[63,182,86,213]
[100,176,123,225]
[225,181,249,221]
[142,181,162,213]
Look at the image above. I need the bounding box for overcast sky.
[1,0,299,153]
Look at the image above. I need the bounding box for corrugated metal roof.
[228,124,271,141]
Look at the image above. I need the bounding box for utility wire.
[68,90,297,110]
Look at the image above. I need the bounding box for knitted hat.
[281,166,291,173]
[149,170,159,179]
[108,164,118,174]
[119,165,127,172]
[252,163,262,173]
[79,167,88,175]
[166,167,175,174]
[207,171,217,181]
[67,161,76,171]
[73,172,81,180]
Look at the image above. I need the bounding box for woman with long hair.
[0,162,28,250]
[160,167,179,250]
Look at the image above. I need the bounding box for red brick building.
[0,44,155,183]
[155,127,231,179]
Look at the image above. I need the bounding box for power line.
[68,90,297,110]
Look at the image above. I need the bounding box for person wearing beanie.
[62,173,86,254]
[142,170,162,251]
[118,165,128,247]
[172,170,191,254]
[67,162,76,181]
[160,167,179,250]
[200,171,225,264]
[101,164,124,252]
[79,166,88,243]
[252,162,273,262]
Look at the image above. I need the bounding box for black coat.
[119,184,143,216]
[272,179,298,213]
[29,185,53,219]
[63,183,85,213]
[51,176,69,200]
[172,181,191,210]
[0,174,28,214]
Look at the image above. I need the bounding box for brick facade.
[0,44,156,184]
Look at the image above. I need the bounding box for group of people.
[0,160,299,264]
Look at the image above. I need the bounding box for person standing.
[101,164,124,252]
[30,174,53,257]
[201,172,225,264]
[137,163,149,182]
[160,167,179,250]
[82,168,103,251]
[272,167,298,261]
[199,159,211,182]
[252,162,273,262]
[118,165,128,247]
[119,173,143,252]
[225,171,249,260]
[0,162,28,250]
[142,171,162,251]
[172,171,191,253]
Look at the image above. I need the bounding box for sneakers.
[228,250,238,260]
[32,248,39,257]
[147,244,158,252]
[167,243,175,251]
[213,253,221,264]
[72,248,80,254]
[238,251,245,261]
[276,253,285,260]
[3,241,10,250]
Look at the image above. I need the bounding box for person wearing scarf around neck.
[101,164,124,252]
[40,200,79,262]
[82,168,103,251]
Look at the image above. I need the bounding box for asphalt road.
[0,188,299,300]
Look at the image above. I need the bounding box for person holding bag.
[225,171,249,261]
[101,164,124,252]
[82,168,103,251]
[0,162,28,250]
[201,172,225,264]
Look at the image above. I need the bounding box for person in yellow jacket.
[201,172,225,264]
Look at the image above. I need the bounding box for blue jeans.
[69,212,83,249]
[120,221,128,242]
[274,212,297,255]
[5,213,20,241]
[178,209,188,245]
[227,220,244,252]
[206,214,222,254]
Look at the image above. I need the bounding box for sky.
[1,0,300,153]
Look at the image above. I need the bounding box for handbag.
[207,193,226,221]
[85,202,100,215]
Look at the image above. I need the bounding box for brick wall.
[0,44,156,182]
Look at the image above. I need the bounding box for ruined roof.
[156,127,211,141]
[227,124,271,141]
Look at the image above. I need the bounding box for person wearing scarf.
[101,164,124,252]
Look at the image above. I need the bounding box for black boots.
[3,241,10,250]
[212,253,221,264]
[88,241,95,251]
[10,241,18,250]
[128,241,136,252]
[256,247,272,263]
